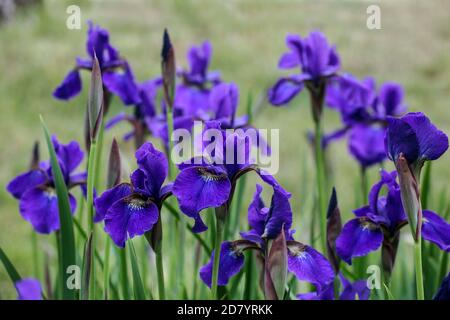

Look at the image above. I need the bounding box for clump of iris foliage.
[1,22,450,301]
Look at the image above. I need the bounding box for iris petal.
[94,183,132,222]
[422,210,450,251]
[15,278,42,300]
[335,218,383,265]
[287,242,335,290]
[104,194,159,248]
[19,187,76,234]
[199,241,245,287]
[134,142,168,198]
[173,165,231,218]
[7,169,47,199]
[267,75,304,106]
[53,69,82,100]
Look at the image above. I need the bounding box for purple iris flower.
[172,122,279,232]
[297,273,370,300]
[6,137,85,234]
[374,82,407,119]
[386,112,449,174]
[15,278,42,300]
[53,21,139,106]
[172,41,221,119]
[105,76,163,145]
[268,31,340,106]
[336,170,450,265]
[199,184,335,290]
[94,142,172,247]
[326,74,376,126]
[180,41,221,86]
[323,76,408,168]
[348,124,386,168]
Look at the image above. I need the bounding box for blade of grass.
[40,116,77,300]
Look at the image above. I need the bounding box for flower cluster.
[3,21,450,302]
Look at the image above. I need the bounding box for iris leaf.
[40,116,77,300]
[0,246,22,284]
[163,201,212,255]
[128,241,147,300]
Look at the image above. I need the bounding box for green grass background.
[1,0,450,299]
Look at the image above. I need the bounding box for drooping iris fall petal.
[19,187,76,234]
[336,218,383,265]
[199,241,245,287]
[422,210,450,251]
[287,242,334,290]
[104,195,159,248]
[172,165,231,218]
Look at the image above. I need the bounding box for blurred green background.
[1,0,450,299]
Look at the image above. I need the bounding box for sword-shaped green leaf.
[40,115,77,300]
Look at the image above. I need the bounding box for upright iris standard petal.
[187,41,212,82]
[246,184,267,236]
[134,142,168,198]
[422,210,450,251]
[401,112,449,161]
[301,31,340,78]
[385,117,420,163]
[209,82,239,121]
[368,170,397,216]
[263,186,293,239]
[173,165,231,218]
[93,183,132,222]
[278,34,301,69]
[348,125,386,168]
[386,112,449,164]
[267,75,304,106]
[53,69,82,100]
[102,64,141,106]
[326,74,374,125]
[104,195,159,248]
[86,21,120,66]
[52,137,85,178]
[15,278,42,300]
[287,242,334,290]
[335,218,383,264]
[339,273,370,300]
[6,170,47,199]
[378,82,406,117]
[19,187,76,234]
[199,241,245,287]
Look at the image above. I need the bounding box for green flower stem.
[94,123,105,192]
[314,119,327,253]
[166,109,176,179]
[211,208,226,300]
[87,141,97,231]
[31,230,40,279]
[155,249,166,300]
[414,233,425,300]
[103,237,111,299]
[361,167,368,201]
[86,140,97,299]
